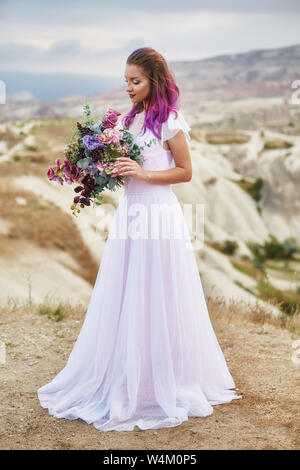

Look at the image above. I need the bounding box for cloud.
[1,0,300,21]
[0,43,42,61]
[0,39,147,75]
[0,2,299,77]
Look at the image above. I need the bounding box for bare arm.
[143,130,192,184]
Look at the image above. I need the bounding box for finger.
[119,165,134,172]
[119,170,134,176]
[117,163,132,169]
[116,163,128,168]
[116,161,132,167]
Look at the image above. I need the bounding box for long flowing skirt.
[37,188,242,431]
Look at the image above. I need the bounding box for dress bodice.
[117,110,191,194]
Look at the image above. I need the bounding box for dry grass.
[0,158,44,178]
[0,181,98,285]
[1,294,299,334]
[0,118,75,178]
[0,129,23,150]
[205,241,300,332]
[206,296,300,337]
[263,138,294,150]
[34,117,77,150]
[231,259,263,280]
[189,129,204,142]
[0,296,299,449]
[205,131,251,145]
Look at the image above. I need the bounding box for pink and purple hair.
[121,47,181,141]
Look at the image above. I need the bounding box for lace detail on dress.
[116,111,145,138]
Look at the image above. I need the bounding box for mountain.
[0,70,122,101]
[171,43,300,103]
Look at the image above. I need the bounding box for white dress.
[37,109,242,432]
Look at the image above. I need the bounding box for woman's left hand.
[112,157,147,180]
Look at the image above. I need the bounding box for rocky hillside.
[0,298,298,449]
[0,102,300,324]
[172,43,300,102]
[1,43,300,123]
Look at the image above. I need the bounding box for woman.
[38,47,242,432]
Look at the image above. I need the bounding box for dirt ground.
[0,307,299,450]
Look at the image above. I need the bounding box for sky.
[1,0,300,80]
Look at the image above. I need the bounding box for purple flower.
[63,160,80,181]
[63,162,71,177]
[83,135,105,151]
[51,175,64,185]
[71,165,80,179]
[64,176,73,185]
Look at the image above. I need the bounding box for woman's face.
[124,63,151,107]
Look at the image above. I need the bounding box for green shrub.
[222,239,238,255]
[205,132,251,145]
[249,236,298,273]
[205,177,217,186]
[263,139,293,150]
[25,145,38,151]
[263,237,297,260]
[236,177,264,202]
[39,303,65,322]
[256,280,300,316]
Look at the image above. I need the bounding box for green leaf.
[108,178,117,190]
[76,158,91,169]
[95,175,107,185]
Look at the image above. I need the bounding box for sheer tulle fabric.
[37,110,242,432]
[160,109,191,143]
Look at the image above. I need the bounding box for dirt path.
[0,307,299,450]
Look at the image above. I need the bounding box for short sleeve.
[160,110,191,144]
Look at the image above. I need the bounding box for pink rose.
[102,108,121,129]
[107,107,121,117]
[100,128,122,145]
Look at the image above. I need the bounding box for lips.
[129,94,135,98]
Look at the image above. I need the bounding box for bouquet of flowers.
[46,103,147,217]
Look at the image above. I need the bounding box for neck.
[143,99,150,112]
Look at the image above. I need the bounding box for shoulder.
[161,109,191,143]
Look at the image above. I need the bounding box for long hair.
[122,47,181,140]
